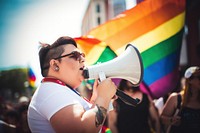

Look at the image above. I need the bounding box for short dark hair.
[39,36,77,77]
[118,79,140,91]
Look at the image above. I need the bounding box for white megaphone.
[83,44,143,106]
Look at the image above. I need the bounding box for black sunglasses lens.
[69,52,78,60]
[70,51,84,61]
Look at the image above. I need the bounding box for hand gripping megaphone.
[83,44,143,106]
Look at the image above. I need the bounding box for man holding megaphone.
[28,36,117,133]
[28,36,143,133]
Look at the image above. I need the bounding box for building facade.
[81,0,200,69]
[81,0,127,35]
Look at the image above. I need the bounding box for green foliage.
[0,68,29,101]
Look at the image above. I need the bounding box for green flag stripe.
[141,29,183,69]
[94,46,117,64]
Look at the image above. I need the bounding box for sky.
[0,0,89,84]
[0,0,136,86]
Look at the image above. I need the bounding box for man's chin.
[79,75,85,81]
[80,78,84,83]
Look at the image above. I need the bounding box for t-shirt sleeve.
[38,87,80,120]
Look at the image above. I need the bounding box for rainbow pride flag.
[75,37,117,65]
[28,67,36,89]
[76,0,185,98]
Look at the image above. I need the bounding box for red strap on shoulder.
[42,77,66,86]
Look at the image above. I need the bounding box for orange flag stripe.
[116,12,185,54]
[87,0,185,52]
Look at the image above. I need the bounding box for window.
[97,17,101,25]
[96,4,100,13]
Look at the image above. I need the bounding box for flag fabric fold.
[74,37,117,65]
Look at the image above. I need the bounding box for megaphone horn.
[83,44,143,85]
[83,44,144,106]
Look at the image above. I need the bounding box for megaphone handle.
[98,71,106,81]
[98,72,139,107]
[98,72,114,111]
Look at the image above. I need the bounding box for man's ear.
[50,59,59,71]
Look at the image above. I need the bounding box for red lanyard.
[42,77,66,86]
[41,77,90,102]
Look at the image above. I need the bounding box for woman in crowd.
[108,79,161,133]
[160,66,200,133]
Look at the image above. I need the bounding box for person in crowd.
[0,99,19,133]
[160,66,200,133]
[0,97,31,133]
[108,79,161,133]
[17,102,31,133]
[27,36,117,133]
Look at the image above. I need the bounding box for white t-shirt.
[28,82,92,133]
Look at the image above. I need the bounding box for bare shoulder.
[161,93,180,115]
[167,92,179,102]
[170,92,179,97]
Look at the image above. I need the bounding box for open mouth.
[79,66,84,70]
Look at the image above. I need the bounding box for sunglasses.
[191,75,200,80]
[54,51,85,62]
